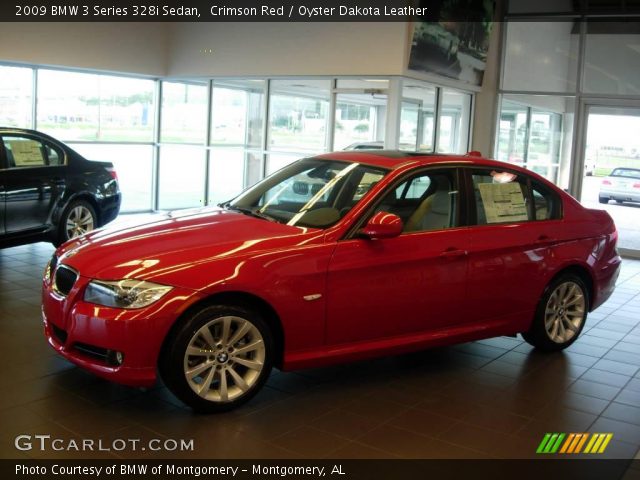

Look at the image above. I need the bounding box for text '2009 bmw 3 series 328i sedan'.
[42,151,621,412]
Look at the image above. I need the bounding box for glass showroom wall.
[0,65,157,212]
[267,79,331,174]
[496,95,574,187]
[497,20,578,190]
[209,79,266,205]
[0,65,32,127]
[159,81,208,210]
[498,7,640,253]
[400,80,436,152]
[438,90,472,154]
[0,64,475,213]
[39,69,156,212]
[334,78,388,150]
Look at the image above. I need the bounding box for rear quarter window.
[532,181,562,221]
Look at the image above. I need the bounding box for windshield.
[226,159,387,228]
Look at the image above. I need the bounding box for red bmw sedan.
[42,151,621,412]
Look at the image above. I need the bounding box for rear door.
[464,167,560,331]
[1,133,67,233]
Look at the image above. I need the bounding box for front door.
[326,167,469,344]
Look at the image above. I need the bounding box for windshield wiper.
[222,204,276,222]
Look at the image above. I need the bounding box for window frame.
[343,165,464,240]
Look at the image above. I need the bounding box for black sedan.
[0,128,121,248]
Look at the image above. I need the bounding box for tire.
[598,196,609,204]
[615,200,624,204]
[55,199,97,246]
[160,305,273,413]
[522,274,589,352]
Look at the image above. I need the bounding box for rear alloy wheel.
[161,305,273,413]
[56,200,96,245]
[522,274,588,351]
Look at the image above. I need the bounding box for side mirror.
[359,212,403,240]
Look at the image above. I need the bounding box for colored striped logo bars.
[536,433,613,454]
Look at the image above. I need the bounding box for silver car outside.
[599,167,640,204]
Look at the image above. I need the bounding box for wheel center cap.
[216,352,229,363]
[558,308,565,316]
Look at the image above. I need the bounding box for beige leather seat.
[404,178,452,232]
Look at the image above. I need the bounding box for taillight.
[602,179,612,185]
[106,167,118,181]
[633,182,640,189]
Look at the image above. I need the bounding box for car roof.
[315,150,519,172]
[0,127,61,143]
[0,127,41,134]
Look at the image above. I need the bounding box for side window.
[374,170,458,233]
[532,181,561,220]
[471,169,530,224]
[2,136,62,168]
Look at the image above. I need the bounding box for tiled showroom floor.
[1,236,639,460]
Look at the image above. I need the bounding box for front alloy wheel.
[161,305,273,413]
[522,274,589,351]
[184,316,266,403]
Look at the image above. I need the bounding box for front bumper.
[42,273,193,388]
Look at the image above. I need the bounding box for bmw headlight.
[84,279,172,309]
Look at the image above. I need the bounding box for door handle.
[439,247,468,258]
[535,234,555,244]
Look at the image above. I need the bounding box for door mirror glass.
[359,211,403,239]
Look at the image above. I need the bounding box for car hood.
[57,208,319,283]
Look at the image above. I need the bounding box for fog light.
[107,350,124,366]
